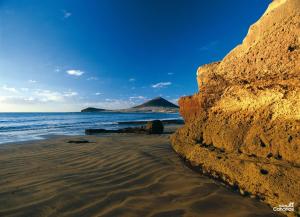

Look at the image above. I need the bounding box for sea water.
[0,112,181,144]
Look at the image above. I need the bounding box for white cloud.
[63,10,72,19]
[2,85,18,93]
[129,78,135,82]
[151,82,172,89]
[66,69,84,76]
[28,80,37,83]
[95,92,103,96]
[21,88,29,92]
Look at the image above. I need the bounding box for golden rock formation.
[171,0,300,216]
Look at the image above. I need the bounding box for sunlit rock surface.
[171,0,300,216]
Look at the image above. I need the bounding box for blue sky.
[0,0,271,112]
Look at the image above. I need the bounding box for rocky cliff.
[171,0,300,216]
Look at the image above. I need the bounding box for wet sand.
[0,127,281,217]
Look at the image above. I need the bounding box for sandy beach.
[0,126,281,217]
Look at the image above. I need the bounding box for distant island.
[81,107,111,112]
[81,97,179,113]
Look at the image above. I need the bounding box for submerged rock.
[85,127,147,135]
[67,140,90,144]
[171,0,300,216]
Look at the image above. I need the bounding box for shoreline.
[0,119,182,146]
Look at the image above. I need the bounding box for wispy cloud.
[21,88,29,92]
[62,10,72,19]
[167,72,174,75]
[63,91,78,97]
[87,77,98,81]
[95,92,103,96]
[199,40,219,51]
[28,80,37,83]
[129,78,136,82]
[83,99,135,110]
[31,89,78,102]
[2,85,18,93]
[151,82,172,89]
[0,96,37,104]
[0,88,79,106]
[34,90,65,102]
[66,69,84,76]
[129,96,146,100]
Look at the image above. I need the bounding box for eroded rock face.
[171,0,300,216]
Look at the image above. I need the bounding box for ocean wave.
[0,112,180,144]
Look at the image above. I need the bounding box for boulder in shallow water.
[146,120,164,134]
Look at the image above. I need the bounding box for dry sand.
[0,126,281,217]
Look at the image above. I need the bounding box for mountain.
[120,97,179,113]
[81,97,179,113]
[121,97,179,113]
[133,97,178,109]
[171,0,300,213]
[81,107,109,112]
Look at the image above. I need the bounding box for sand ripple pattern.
[0,135,280,217]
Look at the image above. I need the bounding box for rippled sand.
[0,131,281,217]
